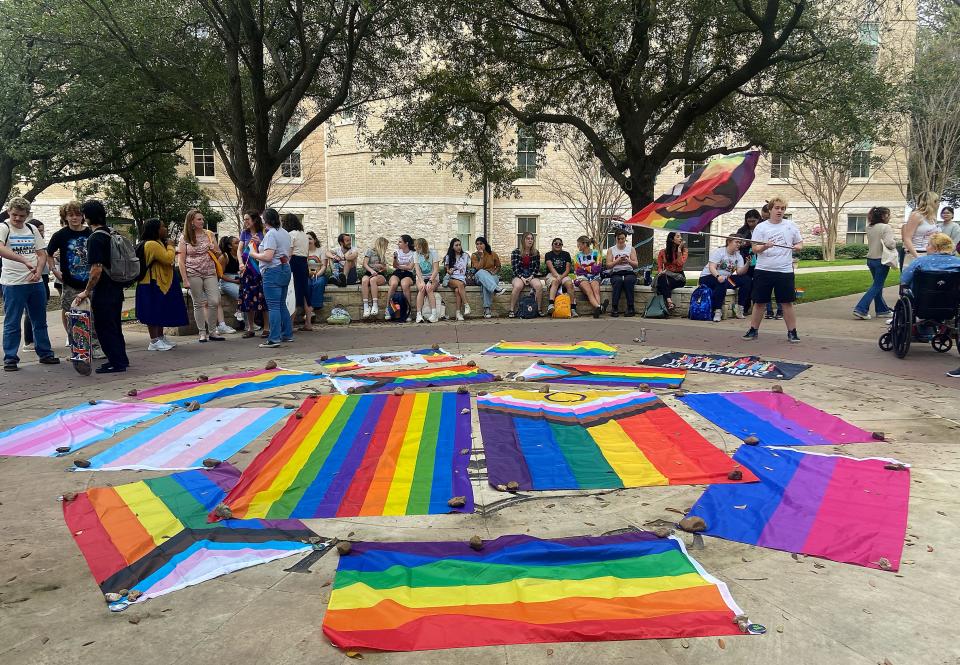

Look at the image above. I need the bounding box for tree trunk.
[627,170,656,264]
[824,211,839,262]
[0,156,17,205]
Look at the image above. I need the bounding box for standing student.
[573,235,603,318]
[605,229,639,317]
[742,196,803,343]
[698,235,751,322]
[327,233,359,287]
[853,207,896,320]
[73,200,127,373]
[758,204,781,318]
[902,190,939,269]
[655,231,688,312]
[282,214,311,330]
[445,238,470,320]
[249,208,293,347]
[414,237,440,323]
[509,231,542,317]
[0,197,58,371]
[178,209,225,343]
[471,236,503,318]
[136,218,188,350]
[361,237,389,319]
[545,237,576,316]
[21,219,49,350]
[386,234,416,321]
[238,211,268,339]
[938,206,960,251]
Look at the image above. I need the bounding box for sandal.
[242,331,255,339]
[260,331,269,338]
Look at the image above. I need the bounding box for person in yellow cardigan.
[136,218,188,351]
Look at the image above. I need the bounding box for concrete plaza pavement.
[0,291,958,665]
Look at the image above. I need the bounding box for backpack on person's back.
[92,228,140,286]
[688,285,714,321]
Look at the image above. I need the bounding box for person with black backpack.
[508,231,543,318]
[72,200,130,373]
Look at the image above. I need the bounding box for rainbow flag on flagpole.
[625,151,760,233]
[322,532,747,651]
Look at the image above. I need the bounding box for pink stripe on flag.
[801,456,910,570]
[161,410,259,468]
[743,392,874,444]
[108,414,205,468]
[142,546,302,599]
[135,369,274,400]
[757,454,837,552]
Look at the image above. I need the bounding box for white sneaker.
[571,309,579,317]
[464,303,471,316]
[853,311,872,320]
[161,335,177,347]
[484,307,492,319]
[416,312,424,323]
[733,305,745,319]
[371,302,378,316]
[385,309,391,321]
[429,309,439,323]
[547,303,555,315]
[713,310,722,322]
[456,310,464,321]
[64,341,71,348]
[495,283,507,295]
[148,339,172,351]
[234,310,244,322]
[92,347,107,360]
[23,343,35,351]
[362,302,371,319]
[215,322,236,334]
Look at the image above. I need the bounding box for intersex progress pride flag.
[63,464,313,608]
[76,407,288,471]
[688,446,910,571]
[0,400,172,457]
[322,532,747,651]
[328,364,495,395]
[478,390,754,490]
[518,361,686,389]
[134,368,327,406]
[678,390,875,446]
[625,151,760,233]
[482,340,617,358]
[213,393,474,519]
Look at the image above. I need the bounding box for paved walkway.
[0,294,957,665]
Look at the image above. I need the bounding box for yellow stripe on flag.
[143,370,302,403]
[113,481,184,546]
[381,392,429,515]
[587,420,669,486]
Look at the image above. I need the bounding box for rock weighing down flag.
[477,390,754,490]
[322,532,748,651]
[687,446,910,571]
[63,464,314,609]
[0,400,173,457]
[212,393,474,519]
[625,151,761,233]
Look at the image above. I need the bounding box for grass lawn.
[796,258,865,268]
[795,269,899,303]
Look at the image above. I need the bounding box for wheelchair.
[878,270,960,358]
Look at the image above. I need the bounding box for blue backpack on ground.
[688,285,713,321]
[388,291,409,322]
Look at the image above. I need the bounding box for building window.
[684,159,706,177]
[516,216,538,249]
[339,212,356,245]
[846,214,867,244]
[192,141,215,178]
[601,216,621,249]
[859,21,881,65]
[770,153,791,179]
[456,212,474,248]
[280,151,302,179]
[517,127,538,179]
[850,146,872,179]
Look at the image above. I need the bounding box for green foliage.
[795,267,899,303]
[796,244,870,260]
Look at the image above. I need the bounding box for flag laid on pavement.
[518,361,686,388]
[133,368,326,407]
[482,340,618,358]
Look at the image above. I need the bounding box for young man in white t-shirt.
[742,196,803,343]
[0,197,59,370]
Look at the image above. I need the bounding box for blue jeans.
[2,283,54,364]
[262,264,293,343]
[474,269,498,307]
[220,276,240,301]
[854,258,891,315]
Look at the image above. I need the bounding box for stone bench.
[174,282,735,331]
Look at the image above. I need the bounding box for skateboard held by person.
[67,298,93,376]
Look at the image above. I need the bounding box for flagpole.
[688,230,797,251]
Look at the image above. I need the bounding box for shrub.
[797,246,823,260]
[836,244,869,259]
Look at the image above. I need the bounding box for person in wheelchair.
[898,233,960,340]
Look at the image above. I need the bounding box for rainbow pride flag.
[483,340,617,358]
[75,408,288,471]
[322,532,747,651]
[0,400,172,457]
[518,361,686,388]
[688,446,910,570]
[134,368,327,406]
[213,393,474,519]
[678,391,874,446]
[316,348,460,373]
[478,391,754,490]
[625,151,760,233]
[328,364,495,394]
[63,464,313,609]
